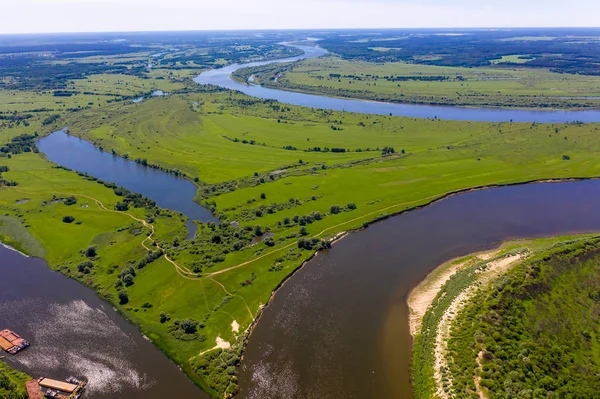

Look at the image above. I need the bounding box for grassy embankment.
[236,56,600,109]
[4,69,600,396]
[0,361,30,399]
[410,234,600,399]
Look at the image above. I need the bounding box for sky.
[1,0,599,34]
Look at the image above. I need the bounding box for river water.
[36,130,218,238]
[0,244,208,399]
[195,44,600,123]
[237,180,600,398]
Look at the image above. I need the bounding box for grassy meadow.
[246,56,600,108]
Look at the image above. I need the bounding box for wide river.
[236,180,600,398]
[195,44,600,123]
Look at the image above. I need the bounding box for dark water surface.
[196,45,600,123]
[238,180,600,398]
[0,245,208,399]
[36,130,218,238]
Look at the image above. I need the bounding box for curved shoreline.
[196,44,600,122]
[235,176,600,397]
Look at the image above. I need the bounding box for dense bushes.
[446,239,600,399]
[191,346,242,398]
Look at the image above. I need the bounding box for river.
[0,244,208,399]
[195,44,600,123]
[36,130,218,239]
[237,180,600,398]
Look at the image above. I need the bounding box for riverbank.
[251,55,600,110]
[408,234,600,399]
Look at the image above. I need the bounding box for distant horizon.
[2,26,600,36]
[3,0,599,35]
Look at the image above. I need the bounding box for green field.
[3,47,600,397]
[240,56,600,108]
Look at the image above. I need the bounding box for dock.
[0,329,30,355]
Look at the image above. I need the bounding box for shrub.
[118,290,129,304]
[64,196,77,206]
[85,246,97,258]
[115,202,129,211]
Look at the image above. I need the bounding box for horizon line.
[2,26,600,36]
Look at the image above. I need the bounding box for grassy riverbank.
[4,65,600,397]
[240,56,600,109]
[0,361,29,399]
[409,234,600,399]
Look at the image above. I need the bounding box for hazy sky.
[2,0,599,34]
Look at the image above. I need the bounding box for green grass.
[0,361,30,399]
[490,54,536,64]
[248,55,600,108]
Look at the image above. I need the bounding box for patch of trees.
[191,345,242,397]
[77,260,94,274]
[0,165,17,187]
[445,239,600,399]
[297,237,331,251]
[167,318,207,342]
[0,133,38,155]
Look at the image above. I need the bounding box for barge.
[38,376,87,399]
[0,329,30,355]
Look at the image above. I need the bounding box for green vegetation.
[3,30,600,398]
[238,56,600,108]
[5,85,600,396]
[411,235,600,399]
[0,361,29,399]
[447,237,600,398]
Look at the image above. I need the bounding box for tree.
[347,202,357,210]
[260,193,266,199]
[115,202,129,211]
[160,312,170,324]
[64,196,77,206]
[330,205,341,214]
[182,319,197,334]
[85,246,97,258]
[62,215,75,223]
[122,274,135,287]
[118,290,129,304]
[264,237,275,247]
[299,226,308,236]
[253,225,263,236]
[77,261,94,274]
